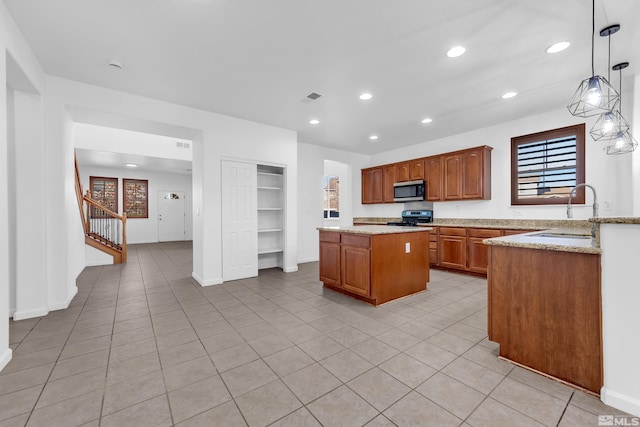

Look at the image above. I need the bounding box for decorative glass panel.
[123,179,149,218]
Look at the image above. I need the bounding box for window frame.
[511,123,585,206]
[323,175,340,219]
[123,178,149,218]
[89,176,118,216]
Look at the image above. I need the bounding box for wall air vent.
[176,141,191,149]
[301,92,322,104]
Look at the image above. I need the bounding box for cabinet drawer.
[320,232,341,243]
[429,241,437,249]
[342,234,371,248]
[468,228,502,238]
[439,227,466,237]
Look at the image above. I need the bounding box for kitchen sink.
[532,232,591,240]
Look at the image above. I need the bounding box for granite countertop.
[317,225,432,235]
[353,217,592,230]
[590,217,640,224]
[483,227,601,254]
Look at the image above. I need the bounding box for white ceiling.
[4,0,640,155]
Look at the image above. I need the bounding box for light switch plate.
[405,242,410,253]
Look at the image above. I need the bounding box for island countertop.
[483,228,601,254]
[317,225,432,235]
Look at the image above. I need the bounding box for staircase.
[75,156,127,264]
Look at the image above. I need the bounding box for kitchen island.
[318,225,430,305]
[484,229,602,394]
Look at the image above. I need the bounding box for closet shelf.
[258,228,283,233]
[258,186,282,190]
[258,248,283,255]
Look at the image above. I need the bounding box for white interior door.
[158,191,186,242]
[222,161,258,281]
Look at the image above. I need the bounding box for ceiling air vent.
[176,141,191,149]
[301,92,322,104]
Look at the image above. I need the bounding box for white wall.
[45,76,298,288]
[357,107,635,221]
[78,166,194,245]
[297,143,369,263]
[1,0,47,370]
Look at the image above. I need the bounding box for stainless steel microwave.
[393,180,425,202]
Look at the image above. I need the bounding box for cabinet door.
[383,164,396,203]
[438,234,466,270]
[319,241,341,287]
[443,154,462,200]
[462,148,483,199]
[362,168,383,204]
[462,146,491,200]
[341,246,371,296]
[409,159,424,180]
[425,156,442,201]
[467,237,491,274]
[395,162,410,182]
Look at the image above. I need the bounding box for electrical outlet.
[512,210,522,216]
[603,201,612,211]
[405,242,410,253]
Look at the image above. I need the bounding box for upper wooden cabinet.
[361,167,383,204]
[424,156,442,201]
[462,146,492,199]
[396,159,424,182]
[382,164,396,203]
[444,146,492,201]
[361,145,492,204]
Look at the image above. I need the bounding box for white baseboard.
[0,348,12,372]
[601,387,640,417]
[192,272,223,287]
[283,266,299,273]
[13,307,49,321]
[297,257,319,264]
[49,286,78,311]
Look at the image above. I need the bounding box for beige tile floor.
[0,241,630,426]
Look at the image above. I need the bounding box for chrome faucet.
[567,183,598,238]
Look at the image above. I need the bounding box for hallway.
[1,242,626,426]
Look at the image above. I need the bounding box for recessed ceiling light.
[446,46,466,58]
[359,93,373,101]
[502,92,518,99]
[421,118,433,124]
[309,119,320,125]
[125,163,137,167]
[108,60,124,70]
[369,135,378,140]
[546,41,570,54]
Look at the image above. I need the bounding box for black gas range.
[387,210,433,226]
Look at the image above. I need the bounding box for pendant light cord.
[591,0,595,76]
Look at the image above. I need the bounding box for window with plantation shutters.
[511,124,585,205]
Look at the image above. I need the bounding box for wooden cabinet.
[362,167,383,204]
[443,154,463,200]
[488,245,602,393]
[341,235,371,296]
[395,159,424,182]
[382,164,396,203]
[438,227,467,270]
[318,230,429,305]
[462,146,492,199]
[424,156,442,201]
[428,227,438,266]
[319,232,341,287]
[467,228,502,274]
[361,145,491,204]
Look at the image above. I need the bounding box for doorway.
[158,191,186,242]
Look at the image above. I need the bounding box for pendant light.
[590,25,630,140]
[604,62,638,155]
[567,0,619,117]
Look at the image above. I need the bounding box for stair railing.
[83,191,127,263]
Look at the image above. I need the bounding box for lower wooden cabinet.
[433,227,531,276]
[318,230,429,305]
[438,232,467,270]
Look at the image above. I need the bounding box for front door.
[221,161,258,281]
[158,191,186,242]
